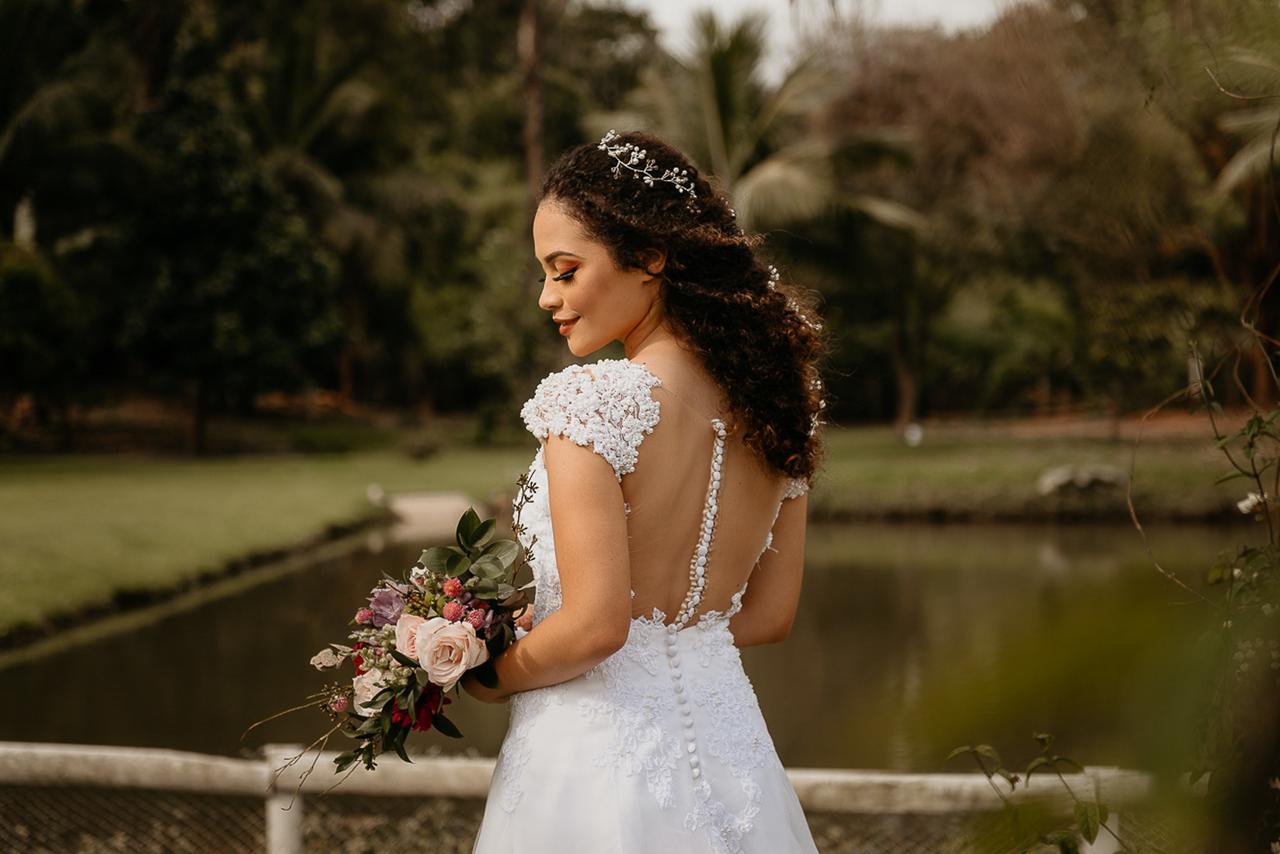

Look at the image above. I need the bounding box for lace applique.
[578,627,684,809]
[497,683,566,813]
[519,358,662,481]
[782,476,809,500]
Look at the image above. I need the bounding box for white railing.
[0,740,1181,853]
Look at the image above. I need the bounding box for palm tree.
[598,8,920,236]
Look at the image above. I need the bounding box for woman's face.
[532,198,663,358]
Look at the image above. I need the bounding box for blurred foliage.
[2,0,1280,448]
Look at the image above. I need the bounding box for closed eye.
[536,268,577,285]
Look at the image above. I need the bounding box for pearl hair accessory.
[598,129,698,204]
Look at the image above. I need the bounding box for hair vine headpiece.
[597,129,697,205]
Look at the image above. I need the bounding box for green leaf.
[470,555,506,581]
[1074,800,1101,844]
[456,508,483,549]
[471,519,497,550]
[390,648,419,669]
[419,547,452,572]
[334,751,360,773]
[433,713,463,738]
[1052,754,1085,774]
[482,539,521,566]
[1025,756,1052,781]
[946,745,973,762]
[392,736,412,763]
[974,744,1002,767]
[1032,732,1054,749]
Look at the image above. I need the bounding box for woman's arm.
[727,493,808,648]
[462,434,634,703]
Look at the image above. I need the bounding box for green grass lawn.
[0,447,532,637]
[814,425,1235,520]
[0,422,1242,639]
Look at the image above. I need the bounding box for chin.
[568,337,606,358]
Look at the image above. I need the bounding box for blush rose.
[415,616,490,692]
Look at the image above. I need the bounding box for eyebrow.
[540,250,582,264]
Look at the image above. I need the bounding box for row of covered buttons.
[665,624,701,778]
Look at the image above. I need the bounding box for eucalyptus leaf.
[471,555,506,581]
[472,518,497,550]
[433,713,463,738]
[391,648,419,669]
[483,539,521,566]
[456,508,482,548]
[419,547,452,572]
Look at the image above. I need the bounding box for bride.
[460,129,826,853]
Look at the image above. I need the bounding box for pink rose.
[414,616,490,692]
[394,613,426,659]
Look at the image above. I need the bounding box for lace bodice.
[514,357,807,628]
[486,357,815,853]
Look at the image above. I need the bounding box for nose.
[538,276,560,313]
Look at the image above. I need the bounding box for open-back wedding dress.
[472,358,819,853]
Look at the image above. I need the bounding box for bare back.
[622,355,790,627]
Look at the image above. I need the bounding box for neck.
[621,302,680,361]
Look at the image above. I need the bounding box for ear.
[639,247,667,282]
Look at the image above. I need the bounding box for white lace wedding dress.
[471,359,819,854]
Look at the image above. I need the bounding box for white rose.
[415,616,490,692]
[352,667,390,716]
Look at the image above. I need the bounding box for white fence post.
[264,743,305,854]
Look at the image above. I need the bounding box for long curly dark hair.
[537,130,828,485]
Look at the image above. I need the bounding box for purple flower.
[367,586,405,628]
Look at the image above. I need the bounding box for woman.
[461,129,826,853]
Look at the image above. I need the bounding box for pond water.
[0,520,1251,773]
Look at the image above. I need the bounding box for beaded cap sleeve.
[782,477,809,500]
[519,358,662,482]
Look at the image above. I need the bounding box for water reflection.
[0,521,1251,772]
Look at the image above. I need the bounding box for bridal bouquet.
[245,479,540,785]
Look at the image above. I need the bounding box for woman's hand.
[514,604,533,633]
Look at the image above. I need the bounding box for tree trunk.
[518,0,543,215]
[890,329,918,433]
